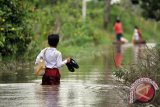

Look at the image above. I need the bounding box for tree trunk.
[53,16,61,34]
[104,0,112,28]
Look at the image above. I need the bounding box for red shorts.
[42,68,60,85]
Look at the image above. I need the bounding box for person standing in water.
[132,26,145,44]
[35,34,70,85]
[113,17,128,43]
[114,18,123,41]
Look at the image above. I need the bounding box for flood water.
[0,43,156,107]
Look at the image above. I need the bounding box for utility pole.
[82,0,91,21]
[82,0,87,21]
[104,0,112,28]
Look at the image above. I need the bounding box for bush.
[113,46,160,105]
[0,0,33,59]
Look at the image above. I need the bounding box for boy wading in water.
[35,34,70,85]
[132,26,145,44]
[113,17,128,43]
[114,18,123,41]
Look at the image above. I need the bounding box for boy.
[35,34,70,85]
[114,18,123,41]
[113,18,128,43]
[132,26,145,44]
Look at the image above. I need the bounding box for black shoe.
[70,58,79,69]
[66,63,75,72]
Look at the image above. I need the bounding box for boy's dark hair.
[116,19,120,23]
[135,26,138,29]
[116,16,121,23]
[48,34,59,47]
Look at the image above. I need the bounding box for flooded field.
[0,44,156,107]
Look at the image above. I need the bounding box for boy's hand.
[67,58,71,63]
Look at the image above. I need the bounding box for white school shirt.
[133,29,139,41]
[35,47,67,68]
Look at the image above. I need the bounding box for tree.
[131,0,139,5]
[104,0,112,28]
[0,0,32,58]
[140,0,160,21]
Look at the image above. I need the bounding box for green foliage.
[30,0,107,49]
[27,0,160,61]
[154,90,160,105]
[140,0,160,21]
[108,5,160,42]
[112,68,126,79]
[1,0,160,60]
[131,0,139,5]
[0,0,33,58]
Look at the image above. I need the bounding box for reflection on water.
[41,85,60,107]
[0,61,35,83]
[133,44,142,63]
[113,43,156,68]
[114,44,123,68]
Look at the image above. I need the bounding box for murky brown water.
[0,75,129,107]
[0,43,156,107]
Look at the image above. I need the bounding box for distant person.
[132,26,145,44]
[35,34,70,85]
[113,18,128,43]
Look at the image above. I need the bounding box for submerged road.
[0,72,129,107]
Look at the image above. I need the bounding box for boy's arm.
[56,52,67,68]
[35,49,45,64]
